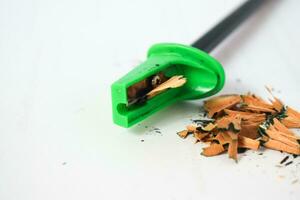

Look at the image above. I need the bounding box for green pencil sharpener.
[111,43,225,127]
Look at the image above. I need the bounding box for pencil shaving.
[147,75,186,98]
[177,89,300,162]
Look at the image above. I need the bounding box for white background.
[1,0,300,199]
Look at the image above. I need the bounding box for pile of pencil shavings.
[177,91,300,162]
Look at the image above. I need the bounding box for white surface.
[1,0,300,199]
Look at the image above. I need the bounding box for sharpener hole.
[117,103,128,115]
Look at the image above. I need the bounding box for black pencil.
[192,0,266,53]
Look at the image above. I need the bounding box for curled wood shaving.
[224,109,266,121]
[266,129,299,147]
[177,130,190,139]
[228,139,238,162]
[242,104,276,113]
[269,124,299,141]
[273,118,294,135]
[147,75,186,98]
[186,125,197,132]
[194,132,209,143]
[201,143,225,157]
[204,95,242,117]
[215,132,231,145]
[238,135,260,150]
[216,115,241,131]
[282,107,300,128]
[263,139,300,155]
[227,130,238,140]
[201,123,216,132]
[242,94,274,110]
[239,123,260,139]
